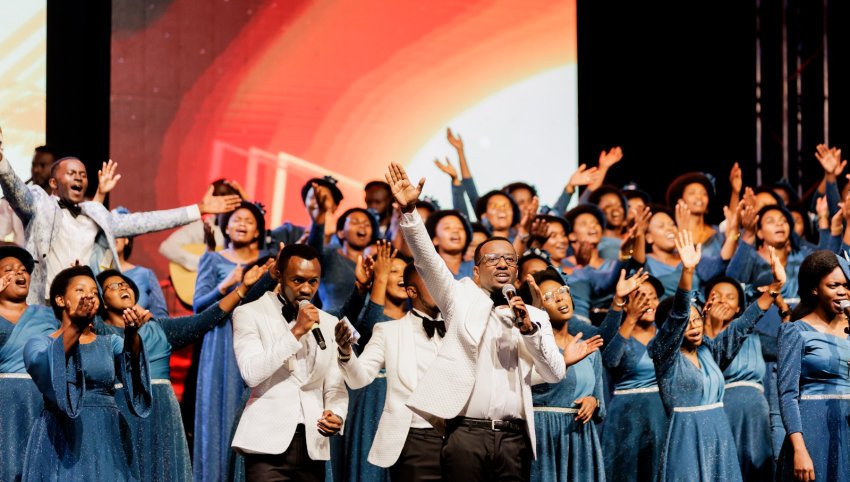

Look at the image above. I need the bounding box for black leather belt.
[448,417,526,434]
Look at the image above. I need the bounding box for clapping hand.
[563,332,604,367]
[122,305,153,330]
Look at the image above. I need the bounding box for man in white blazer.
[231,244,348,482]
[384,163,602,481]
[335,263,445,481]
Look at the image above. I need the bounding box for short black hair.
[121,237,134,261]
[471,222,491,237]
[34,145,58,157]
[472,236,513,264]
[49,156,83,179]
[402,263,420,287]
[49,265,98,319]
[364,180,392,194]
[276,244,321,274]
[502,182,538,198]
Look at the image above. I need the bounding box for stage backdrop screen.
[111,0,577,272]
[0,0,46,176]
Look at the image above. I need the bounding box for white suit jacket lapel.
[303,319,333,387]
[396,316,418,392]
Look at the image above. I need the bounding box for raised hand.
[575,240,594,267]
[218,264,244,294]
[675,230,702,269]
[615,268,649,299]
[624,290,653,323]
[631,205,652,237]
[529,217,551,247]
[122,305,152,330]
[385,163,425,211]
[598,146,623,170]
[518,196,540,236]
[563,332,604,367]
[740,201,759,236]
[198,186,242,215]
[0,272,14,293]
[372,240,397,281]
[729,162,742,194]
[568,163,600,189]
[525,274,545,309]
[830,209,844,237]
[446,127,464,151]
[768,245,787,287]
[241,260,272,288]
[816,143,846,176]
[723,203,742,239]
[69,294,99,326]
[335,319,354,355]
[354,254,375,294]
[433,157,459,183]
[675,200,691,231]
[97,160,122,195]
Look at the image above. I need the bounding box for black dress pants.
[389,427,444,481]
[440,418,532,482]
[244,425,325,482]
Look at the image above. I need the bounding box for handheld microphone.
[299,299,327,350]
[501,284,526,324]
[839,300,850,334]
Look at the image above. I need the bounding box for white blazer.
[231,292,348,460]
[338,313,431,467]
[399,210,565,456]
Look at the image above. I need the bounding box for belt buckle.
[491,419,500,432]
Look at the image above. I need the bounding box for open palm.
[563,333,603,367]
[385,163,425,210]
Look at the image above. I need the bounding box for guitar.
[168,244,217,306]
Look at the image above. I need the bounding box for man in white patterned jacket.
[383,163,603,481]
[0,127,241,304]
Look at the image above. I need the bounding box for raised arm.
[447,128,480,207]
[386,163,460,317]
[108,187,241,237]
[335,321,388,389]
[0,150,40,222]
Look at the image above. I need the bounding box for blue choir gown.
[530,349,606,482]
[21,332,152,482]
[598,311,669,482]
[649,288,765,482]
[97,303,231,482]
[0,305,58,482]
[192,251,250,482]
[720,332,774,481]
[776,321,850,482]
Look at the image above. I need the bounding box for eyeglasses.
[105,281,130,292]
[476,253,518,267]
[542,285,570,302]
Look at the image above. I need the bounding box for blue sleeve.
[112,335,152,417]
[461,177,480,209]
[827,233,842,254]
[24,334,84,418]
[725,241,759,284]
[567,319,601,339]
[826,181,840,217]
[592,352,606,422]
[307,221,326,253]
[355,300,388,348]
[269,223,305,246]
[704,302,765,369]
[243,272,276,304]
[552,190,574,216]
[602,333,629,370]
[332,288,368,323]
[592,260,634,297]
[145,269,169,319]
[598,309,624,347]
[156,304,229,350]
[451,183,470,219]
[696,255,727,282]
[193,252,226,313]
[777,322,805,435]
[648,288,692,377]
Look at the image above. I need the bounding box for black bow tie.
[57,198,82,218]
[411,311,445,339]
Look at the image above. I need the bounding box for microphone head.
[839,300,850,310]
[501,284,517,298]
[298,299,311,308]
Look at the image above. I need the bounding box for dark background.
[46,0,850,220]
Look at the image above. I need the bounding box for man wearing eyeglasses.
[383,163,603,481]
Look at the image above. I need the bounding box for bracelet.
[235,288,246,300]
[337,349,351,362]
[614,298,627,308]
[780,309,791,318]
[768,290,780,298]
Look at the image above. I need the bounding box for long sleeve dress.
[21,332,152,481]
[531,350,607,482]
[96,303,232,482]
[598,311,669,482]
[776,321,850,482]
[719,331,774,481]
[0,305,58,482]
[649,288,765,482]
[192,251,251,482]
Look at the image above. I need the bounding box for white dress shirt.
[410,309,445,428]
[460,306,524,420]
[45,200,98,298]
